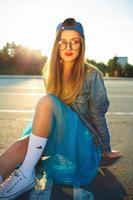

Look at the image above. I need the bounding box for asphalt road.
[0,76,133,200]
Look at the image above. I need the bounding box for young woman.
[0,18,122,199]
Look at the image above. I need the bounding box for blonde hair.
[42,31,85,105]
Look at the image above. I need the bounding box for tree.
[108,56,123,77]
[0,42,47,75]
[124,64,133,77]
[86,59,108,76]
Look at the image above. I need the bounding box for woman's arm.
[88,70,111,153]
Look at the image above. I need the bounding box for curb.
[0,75,133,80]
[0,75,42,79]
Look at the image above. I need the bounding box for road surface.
[0,76,133,200]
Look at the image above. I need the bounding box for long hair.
[43,20,85,105]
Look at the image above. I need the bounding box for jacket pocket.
[75,89,89,103]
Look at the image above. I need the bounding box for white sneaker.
[0,169,35,200]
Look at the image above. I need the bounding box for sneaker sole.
[0,181,35,200]
[101,156,122,168]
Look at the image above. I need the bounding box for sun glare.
[0,0,133,64]
[1,3,55,56]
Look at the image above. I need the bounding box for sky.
[0,0,133,64]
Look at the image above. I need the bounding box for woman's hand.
[105,150,122,158]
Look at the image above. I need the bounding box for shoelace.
[0,170,21,193]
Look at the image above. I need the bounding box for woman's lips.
[65,52,73,56]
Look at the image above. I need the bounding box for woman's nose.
[66,42,71,51]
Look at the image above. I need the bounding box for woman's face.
[59,30,81,63]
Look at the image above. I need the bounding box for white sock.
[0,175,3,184]
[19,133,47,178]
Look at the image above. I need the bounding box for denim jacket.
[71,64,111,153]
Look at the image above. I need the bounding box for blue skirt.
[20,94,102,187]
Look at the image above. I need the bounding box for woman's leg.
[0,95,52,179]
[0,136,29,180]
[0,95,53,199]
[18,95,53,177]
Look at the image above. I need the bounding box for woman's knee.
[32,95,54,138]
[38,95,53,111]
[45,95,53,105]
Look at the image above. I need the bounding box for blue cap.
[56,20,85,39]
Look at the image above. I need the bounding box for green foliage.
[86,59,108,76]
[124,64,133,77]
[107,56,133,77]
[0,42,133,77]
[0,42,47,75]
[108,56,122,77]
[86,57,133,77]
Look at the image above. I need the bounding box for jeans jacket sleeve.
[87,70,111,153]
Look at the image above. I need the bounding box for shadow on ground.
[17,168,128,200]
